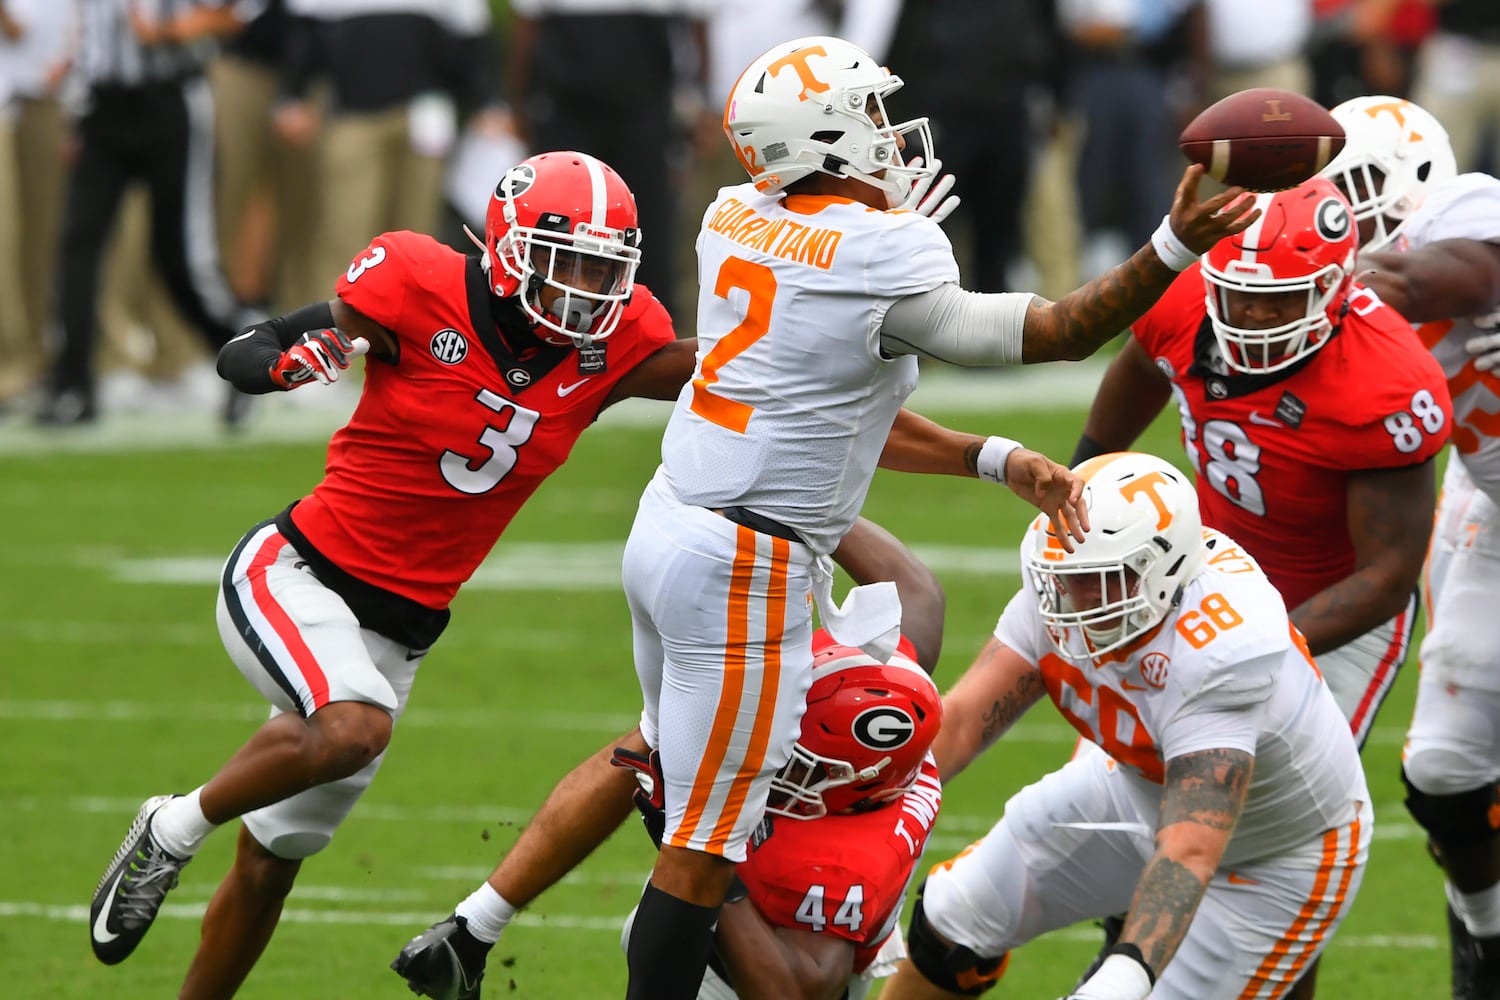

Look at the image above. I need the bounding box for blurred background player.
[619,33,1258,1000]
[1322,93,1500,999]
[35,0,264,428]
[882,452,1372,1000]
[1073,175,1450,749]
[84,151,695,999]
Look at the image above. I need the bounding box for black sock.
[449,916,493,970]
[625,884,719,1000]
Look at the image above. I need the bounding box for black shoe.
[89,795,189,965]
[392,915,486,1000]
[1450,901,1500,1000]
[35,389,96,427]
[1073,912,1126,990]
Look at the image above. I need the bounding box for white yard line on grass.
[0,900,1439,948]
[0,361,1108,457]
[5,792,1425,842]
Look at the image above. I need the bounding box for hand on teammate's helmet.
[270,328,358,390]
[610,746,666,849]
[898,157,960,224]
[1006,448,1089,551]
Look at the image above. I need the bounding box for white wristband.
[1073,953,1154,1000]
[1150,215,1199,272]
[976,436,1021,484]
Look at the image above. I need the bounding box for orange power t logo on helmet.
[767,45,831,102]
[1120,471,1174,530]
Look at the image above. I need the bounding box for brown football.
[1178,88,1345,192]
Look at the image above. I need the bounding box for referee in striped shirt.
[38,0,264,427]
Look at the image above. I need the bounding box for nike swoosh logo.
[1227,871,1259,886]
[557,378,591,397]
[93,870,126,943]
[1247,411,1281,428]
[1119,679,1149,692]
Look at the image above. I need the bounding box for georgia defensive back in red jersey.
[290,229,675,608]
[1131,263,1450,612]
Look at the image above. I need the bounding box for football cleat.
[89,794,189,964]
[1450,901,1500,1000]
[392,915,486,1000]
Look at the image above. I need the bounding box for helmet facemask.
[1203,260,1348,374]
[1032,552,1165,660]
[766,745,897,820]
[495,223,640,346]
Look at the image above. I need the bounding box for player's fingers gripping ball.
[610,746,666,849]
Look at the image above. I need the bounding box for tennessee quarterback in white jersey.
[620,32,1263,1000]
[1325,94,1500,997]
[882,452,1370,1000]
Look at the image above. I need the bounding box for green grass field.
[0,377,1448,998]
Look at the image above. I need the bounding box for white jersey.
[656,183,959,555]
[1402,172,1500,503]
[995,529,1368,866]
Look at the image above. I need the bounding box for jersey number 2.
[440,389,540,494]
[691,256,776,433]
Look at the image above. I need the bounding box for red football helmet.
[1201,176,1358,374]
[480,150,642,345]
[766,629,941,820]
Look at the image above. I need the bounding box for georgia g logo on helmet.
[1314,197,1351,242]
[852,706,916,751]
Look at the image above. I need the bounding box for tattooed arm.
[931,635,1047,782]
[1023,165,1259,363]
[1119,747,1255,976]
[1290,459,1435,655]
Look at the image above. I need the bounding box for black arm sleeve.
[216,301,337,394]
[1071,433,1111,467]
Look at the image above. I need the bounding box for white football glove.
[1464,308,1500,372]
[899,156,960,224]
[1062,952,1154,1000]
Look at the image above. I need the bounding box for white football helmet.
[1320,96,1456,252]
[722,35,935,206]
[1027,453,1204,660]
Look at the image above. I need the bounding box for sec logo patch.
[431,329,468,365]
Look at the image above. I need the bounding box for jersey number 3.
[440,389,540,494]
[691,256,776,433]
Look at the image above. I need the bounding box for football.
[1178,88,1345,192]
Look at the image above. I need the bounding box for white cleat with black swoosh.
[89,794,188,965]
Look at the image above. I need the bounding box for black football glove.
[610,746,666,849]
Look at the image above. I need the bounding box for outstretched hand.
[1005,449,1089,550]
[1167,164,1261,256]
[898,157,961,224]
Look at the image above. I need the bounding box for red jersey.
[739,757,942,974]
[1132,264,1451,611]
[289,231,676,608]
